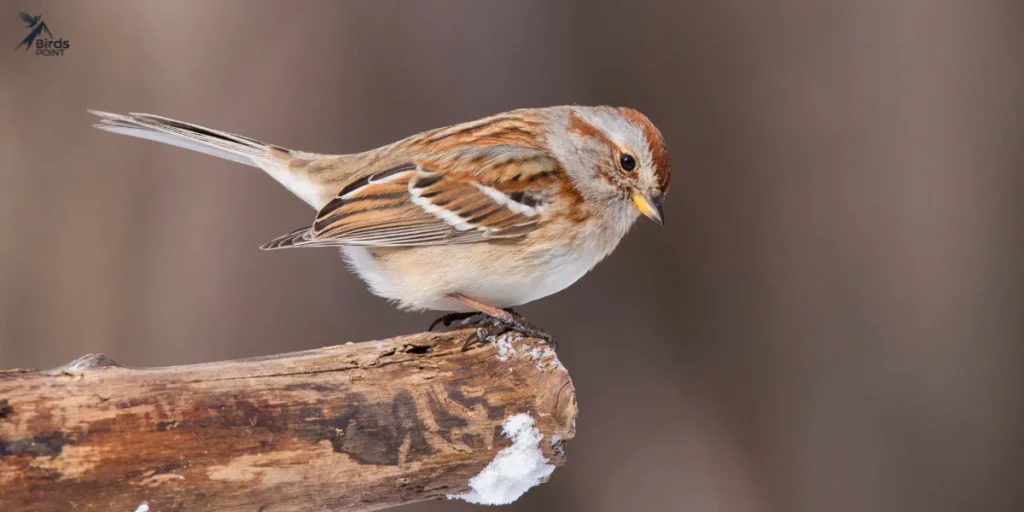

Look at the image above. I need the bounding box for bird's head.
[552,106,671,226]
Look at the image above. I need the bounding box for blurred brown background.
[2,1,1022,511]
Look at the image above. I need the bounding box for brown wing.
[261,147,562,249]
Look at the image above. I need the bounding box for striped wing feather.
[262,148,561,249]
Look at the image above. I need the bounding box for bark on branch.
[0,329,577,511]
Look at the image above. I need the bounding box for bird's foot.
[497,310,557,350]
[427,308,519,332]
[460,310,557,351]
[462,320,506,351]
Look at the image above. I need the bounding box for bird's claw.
[457,310,557,351]
[501,313,557,350]
[462,322,505,351]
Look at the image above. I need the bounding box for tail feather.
[260,226,355,250]
[260,226,314,250]
[89,110,329,208]
[89,110,274,167]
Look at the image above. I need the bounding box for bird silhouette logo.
[14,12,52,51]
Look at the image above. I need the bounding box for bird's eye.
[619,153,637,171]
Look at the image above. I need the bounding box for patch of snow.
[493,333,518,361]
[529,345,565,372]
[447,413,555,505]
[486,333,566,371]
[133,504,149,512]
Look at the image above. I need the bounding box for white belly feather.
[341,240,612,312]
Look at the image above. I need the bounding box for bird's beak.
[632,193,665,225]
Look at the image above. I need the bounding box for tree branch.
[0,329,576,511]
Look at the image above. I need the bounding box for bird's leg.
[428,311,483,331]
[447,293,557,350]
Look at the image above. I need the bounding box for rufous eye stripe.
[567,110,618,155]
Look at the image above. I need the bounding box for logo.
[14,12,70,56]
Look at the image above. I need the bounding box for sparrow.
[89,106,671,346]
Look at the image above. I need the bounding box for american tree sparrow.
[90,106,671,346]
